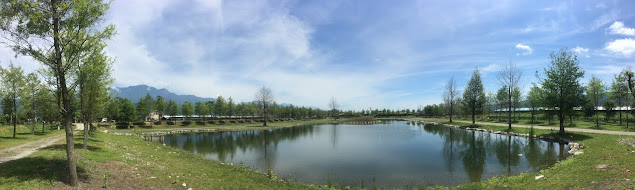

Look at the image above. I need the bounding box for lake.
[153,120,569,188]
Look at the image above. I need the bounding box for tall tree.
[227,97,234,118]
[0,1,115,185]
[215,96,226,118]
[155,96,166,121]
[496,85,508,122]
[77,40,113,149]
[328,97,340,120]
[195,101,209,121]
[540,49,585,135]
[166,100,178,121]
[497,62,522,130]
[23,72,42,135]
[586,76,605,128]
[443,76,459,123]
[0,64,25,138]
[118,98,136,123]
[463,68,486,125]
[526,84,543,124]
[612,70,630,126]
[255,86,274,126]
[181,102,193,121]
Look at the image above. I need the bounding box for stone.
[573,151,584,155]
[182,183,187,187]
[535,175,544,180]
[518,154,523,157]
[594,164,610,170]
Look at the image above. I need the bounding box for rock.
[594,164,610,170]
[518,154,523,157]
[163,143,166,146]
[573,151,584,155]
[568,148,577,154]
[535,175,544,180]
[150,176,156,179]
[188,188,193,190]
[182,183,187,187]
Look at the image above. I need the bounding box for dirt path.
[0,132,66,164]
[410,118,635,136]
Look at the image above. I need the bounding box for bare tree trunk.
[83,120,88,150]
[559,113,565,135]
[13,96,17,138]
[52,0,78,185]
[508,90,512,130]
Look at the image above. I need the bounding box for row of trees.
[440,48,635,135]
[0,0,116,185]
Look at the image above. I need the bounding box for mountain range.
[111,85,215,105]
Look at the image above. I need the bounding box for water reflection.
[155,121,569,187]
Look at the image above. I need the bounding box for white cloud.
[608,21,635,36]
[515,43,533,55]
[605,38,635,57]
[572,46,590,57]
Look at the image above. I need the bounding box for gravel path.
[0,132,66,164]
[411,118,635,136]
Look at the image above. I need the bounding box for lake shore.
[1,118,633,189]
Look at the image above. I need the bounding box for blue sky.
[2,0,635,110]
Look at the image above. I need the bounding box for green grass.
[0,124,64,150]
[418,119,635,189]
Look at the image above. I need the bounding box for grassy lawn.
[416,119,635,189]
[0,124,64,150]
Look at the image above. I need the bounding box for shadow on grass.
[0,155,89,185]
[0,136,28,140]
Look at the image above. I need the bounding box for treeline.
[105,94,337,123]
[426,48,635,135]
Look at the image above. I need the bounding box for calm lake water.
[154,120,569,187]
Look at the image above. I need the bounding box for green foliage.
[136,94,154,121]
[195,101,210,120]
[462,68,486,124]
[155,96,166,118]
[165,100,178,117]
[526,84,543,123]
[227,97,235,117]
[586,76,606,127]
[215,96,226,117]
[541,48,585,134]
[117,98,136,123]
[181,102,193,120]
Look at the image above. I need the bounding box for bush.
[181,121,192,126]
[196,121,206,125]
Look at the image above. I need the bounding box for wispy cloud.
[572,46,590,57]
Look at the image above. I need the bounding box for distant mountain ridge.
[111,85,215,105]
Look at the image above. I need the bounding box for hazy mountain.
[111,85,215,105]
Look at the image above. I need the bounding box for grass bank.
[0,124,64,150]
[412,118,635,189]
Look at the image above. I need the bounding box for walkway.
[0,133,66,164]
